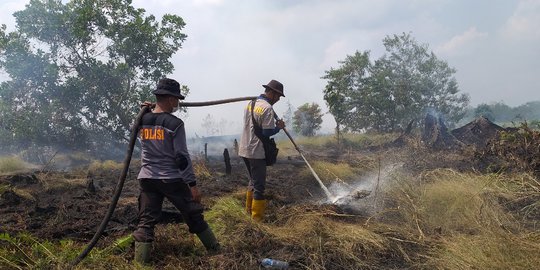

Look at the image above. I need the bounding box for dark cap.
[262,79,285,97]
[152,78,185,99]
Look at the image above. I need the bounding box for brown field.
[1,123,540,269]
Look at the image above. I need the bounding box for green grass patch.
[0,232,140,270]
[204,196,251,245]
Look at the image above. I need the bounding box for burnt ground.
[2,117,540,264]
[0,155,327,246]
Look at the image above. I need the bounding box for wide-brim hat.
[152,78,185,99]
[262,79,285,97]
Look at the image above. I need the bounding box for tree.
[322,51,371,137]
[292,103,323,136]
[474,103,495,121]
[323,33,469,133]
[0,0,187,154]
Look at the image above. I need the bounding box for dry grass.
[2,141,540,269]
[426,231,540,269]
[36,171,87,192]
[198,196,398,269]
[88,160,123,172]
[341,132,399,149]
[382,170,513,235]
[298,160,358,185]
[277,133,398,157]
[192,159,212,180]
[380,169,540,269]
[0,156,30,174]
[269,205,391,269]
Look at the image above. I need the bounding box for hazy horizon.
[1,0,538,137]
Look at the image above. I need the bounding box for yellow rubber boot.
[251,199,266,222]
[245,190,254,214]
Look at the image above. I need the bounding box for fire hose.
[72,95,336,265]
[280,127,335,201]
[72,96,256,266]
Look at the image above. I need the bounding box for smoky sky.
[1,0,539,137]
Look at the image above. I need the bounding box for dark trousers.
[242,158,267,200]
[132,179,208,242]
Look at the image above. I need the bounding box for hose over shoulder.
[179,96,257,107]
[71,96,256,266]
[72,106,150,266]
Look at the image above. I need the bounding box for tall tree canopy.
[292,102,323,137]
[323,33,469,133]
[0,0,187,154]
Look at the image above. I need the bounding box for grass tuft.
[379,169,540,269]
[88,160,123,173]
[298,160,358,184]
[427,231,540,269]
[0,156,29,174]
[192,159,212,180]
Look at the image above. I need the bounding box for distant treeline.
[462,101,540,125]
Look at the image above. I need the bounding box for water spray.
[281,127,336,202]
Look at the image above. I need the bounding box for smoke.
[187,135,240,159]
[323,163,404,214]
[424,107,444,120]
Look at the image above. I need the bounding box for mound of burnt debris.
[386,114,540,176]
[478,124,540,176]
[390,114,511,151]
[452,116,506,148]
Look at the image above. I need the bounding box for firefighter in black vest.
[133,78,220,264]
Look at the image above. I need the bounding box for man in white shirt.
[238,79,286,222]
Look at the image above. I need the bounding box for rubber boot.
[245,190,254,214]
[251,199,266,222]
[134,241,152,265]
[196,227,221,253]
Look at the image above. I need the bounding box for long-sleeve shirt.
[137,112,196,186]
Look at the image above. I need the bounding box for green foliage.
[0,0,188,155]
[465,101,540,124]
[98,235,134,256]
[322,51,371,134]
[0,232,56,269]
[323,33,469,133]
[0,233,138,269]
[292,102,323,136]
[474,103,495,121]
